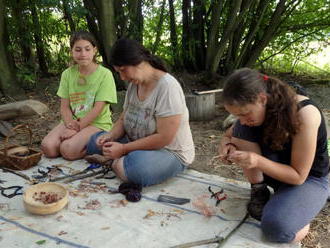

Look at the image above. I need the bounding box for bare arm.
[229,105,321,185]
[60,98,75,126]
[258,105,320,184]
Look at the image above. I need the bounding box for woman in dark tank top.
[218,68,329,244]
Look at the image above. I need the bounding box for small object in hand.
[117,182,142,202]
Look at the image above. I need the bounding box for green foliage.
[1,0,330,92]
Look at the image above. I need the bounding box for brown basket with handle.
[0,124,42,170]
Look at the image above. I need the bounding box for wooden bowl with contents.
[23,182,68,215]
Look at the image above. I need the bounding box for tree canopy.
[0,0,329,96]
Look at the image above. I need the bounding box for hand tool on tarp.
[1,167,38,184]
[208,186,227,206]
[157,195,190,205]
[32,166,65,180]
[0,185,23,198]
[62,166,110,183]
[50,155,114,182]
[50,163,102,182]
[171,212,249,248]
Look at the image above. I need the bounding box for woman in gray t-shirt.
[86,38,195,187]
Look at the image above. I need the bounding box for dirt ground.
[1,79,330,248]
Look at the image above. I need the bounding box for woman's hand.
[227,151,260,170]
[102,141,126,159]
[96,133,114,147]
[218,143,237,164]
[60,128,78,141]
[65,120,80,132]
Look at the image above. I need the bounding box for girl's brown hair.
[70,31,98,63]
[222,68,300,150]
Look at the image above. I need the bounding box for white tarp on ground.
[0,157,299,248]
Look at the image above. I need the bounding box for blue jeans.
[86,131,186,187]
[261,175,329,243]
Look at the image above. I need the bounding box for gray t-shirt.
[123,73,195,164]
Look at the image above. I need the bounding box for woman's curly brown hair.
[222,68,300,150]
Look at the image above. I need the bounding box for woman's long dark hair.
[222,68,300,150]
[109,38,167,72]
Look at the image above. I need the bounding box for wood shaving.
[109,199,128,208]
[58,231,67,236]
[32,191,62,204]
[192,194,216,217]
[80,199,101,210]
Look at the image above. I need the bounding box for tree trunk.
[168,0,181,68]
[0,0,24,97]
[11,0,35,67]
[29,0,49,76]
[114,0,127,38]
[182,0,195,71]
[98,0,117,65]
[244,0,288,67]
[233,0,270,69]
[128,0,143,43]
[152,0,166,54]
[84,0,126,90]
[205,0,225,70]
[192,0,206,70]
[62,0,76,32]
[83,0,116,66]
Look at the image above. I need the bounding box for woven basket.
[0,124,42,170]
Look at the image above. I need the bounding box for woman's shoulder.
[158,73,181,89]
[297,98,321,127]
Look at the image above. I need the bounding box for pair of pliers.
[1,185,23,198]
[208,186,227,206]
[33,167,65,180]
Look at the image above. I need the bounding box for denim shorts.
[261,175,329,243]
[86,131,186,187]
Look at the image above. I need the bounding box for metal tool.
[208,186,227,206]
[171,213,249,248]
[1,167,34,182]
[50,163,102,182]
[0,185,23,198]
[157,195,190,205]
[32,167,65,180]
[63,167,107,183]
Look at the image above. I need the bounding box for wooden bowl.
[23,182,68,215]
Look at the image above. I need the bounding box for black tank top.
[298,99,329,177]
[233,99,329,177]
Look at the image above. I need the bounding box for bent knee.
[60,142,83,160]
[41,140,59,158]
[261,217,296,243]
